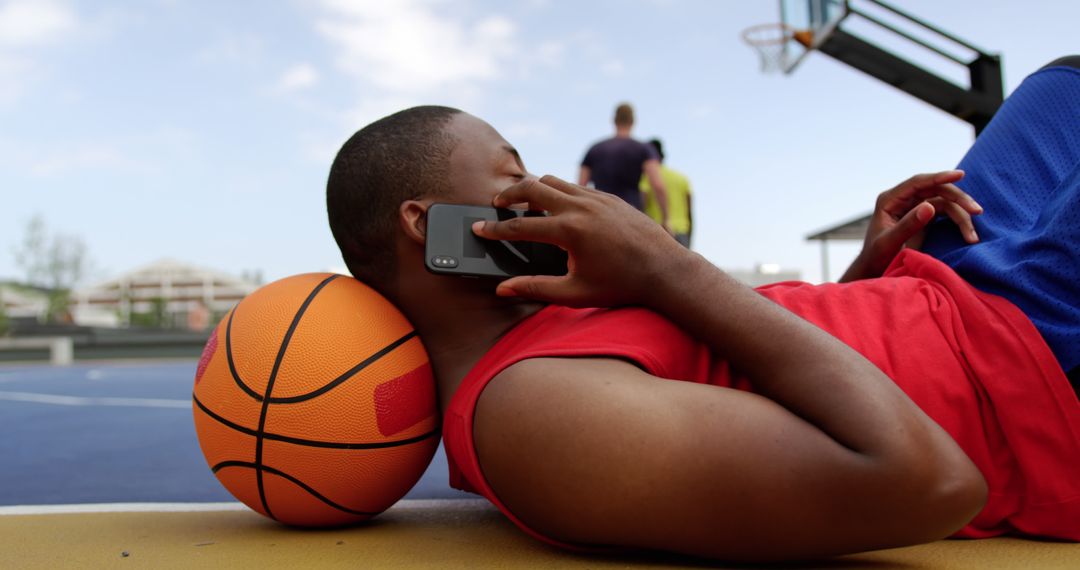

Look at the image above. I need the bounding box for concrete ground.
[2,501,1079,569]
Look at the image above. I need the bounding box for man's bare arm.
[577,165,591,187]
[685,190,693,243]
[472,175,987,560]
[642,159,669,225]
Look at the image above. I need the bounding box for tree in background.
[0,295,9,336]
[12,215,91,323]
[149,296,169,328]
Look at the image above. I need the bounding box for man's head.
[326,106,527,299]
[327,106,461,290]
[614,103,635,128]
[647,138,664,162]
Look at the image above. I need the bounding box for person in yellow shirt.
[640,139,693,247]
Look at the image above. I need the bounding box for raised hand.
[841,170,982,282]
[471,174,687,307]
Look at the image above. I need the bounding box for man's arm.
[642,159,669,225]
[685,187,693,243]
[577,165,591,187]
[472,176,987,560]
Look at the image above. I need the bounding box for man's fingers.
[927,197,980,244]
[924,181,982,215]
[495,275,576,304]
[491,178,559,211]
[930,169,965,185]
[905,169,964,191]
[537,174,588,196]
[875,201,936,255]
[917,171,980,213]
[492,176,583,211]
[882,170,981,217]
[471,216,561,245]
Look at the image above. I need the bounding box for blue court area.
[0,361,469,506]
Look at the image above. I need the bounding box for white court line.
[0,390,190,409]
[0,371,39,384]
[0,499,491,516]
[0,502,248,515]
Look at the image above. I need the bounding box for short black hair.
[647,138,664,161]
[327,105,462,291]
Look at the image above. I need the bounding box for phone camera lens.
[432,256,459,268]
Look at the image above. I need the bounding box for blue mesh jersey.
[922,63,1080,373]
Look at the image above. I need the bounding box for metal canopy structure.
[805,213,871,282]
[806,213,871,241]
[812,7,1003,134]
[779,0,1005,134]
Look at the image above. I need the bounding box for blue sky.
[2,0,1077,285]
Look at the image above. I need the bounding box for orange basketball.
[191,273,439,527]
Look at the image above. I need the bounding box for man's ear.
[399,200,430,245]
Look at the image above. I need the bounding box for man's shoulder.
[586,136,620,152]
[495,356,634,383]
[589,136,652,151]
[661,165,691,185]
[582,137,615,163]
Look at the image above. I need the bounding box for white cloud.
[297,94,428,165]
[195,32,263,67]
[0,127,196,180]
[0,0,75,47]
[601,59,625,77]
[535,41,565,67]
[0,1,76,106]
[690,104,716,119]
[341,94,429,133]
[0,53,28,103]
[503,121,553,141]
[278,63,319,91]
[301,133,344,165]
[29,144,147,177]
[315,0,517,94]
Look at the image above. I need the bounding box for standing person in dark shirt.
[579,103,670,228]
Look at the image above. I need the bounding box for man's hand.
[841,170,982,282]
[472,174,687,307]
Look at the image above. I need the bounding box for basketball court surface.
[0,361,466,506]
[3,360,1077,568]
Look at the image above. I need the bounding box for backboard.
[779,0,848,73]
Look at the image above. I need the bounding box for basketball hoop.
[741,23,802,74]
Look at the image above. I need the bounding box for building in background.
[72,259,259,330]
[0,282,50,325]
[726,264,801,288]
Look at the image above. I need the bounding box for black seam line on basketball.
[255,274,341,521]
[265,330,418,404]
[210,461,379,516]
[192,393,440,449]
[225,304,264,402]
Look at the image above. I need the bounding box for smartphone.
[425,203,569,278]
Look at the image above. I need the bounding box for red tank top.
[442,250,1080,548]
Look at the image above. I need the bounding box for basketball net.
[742,23,812,74]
